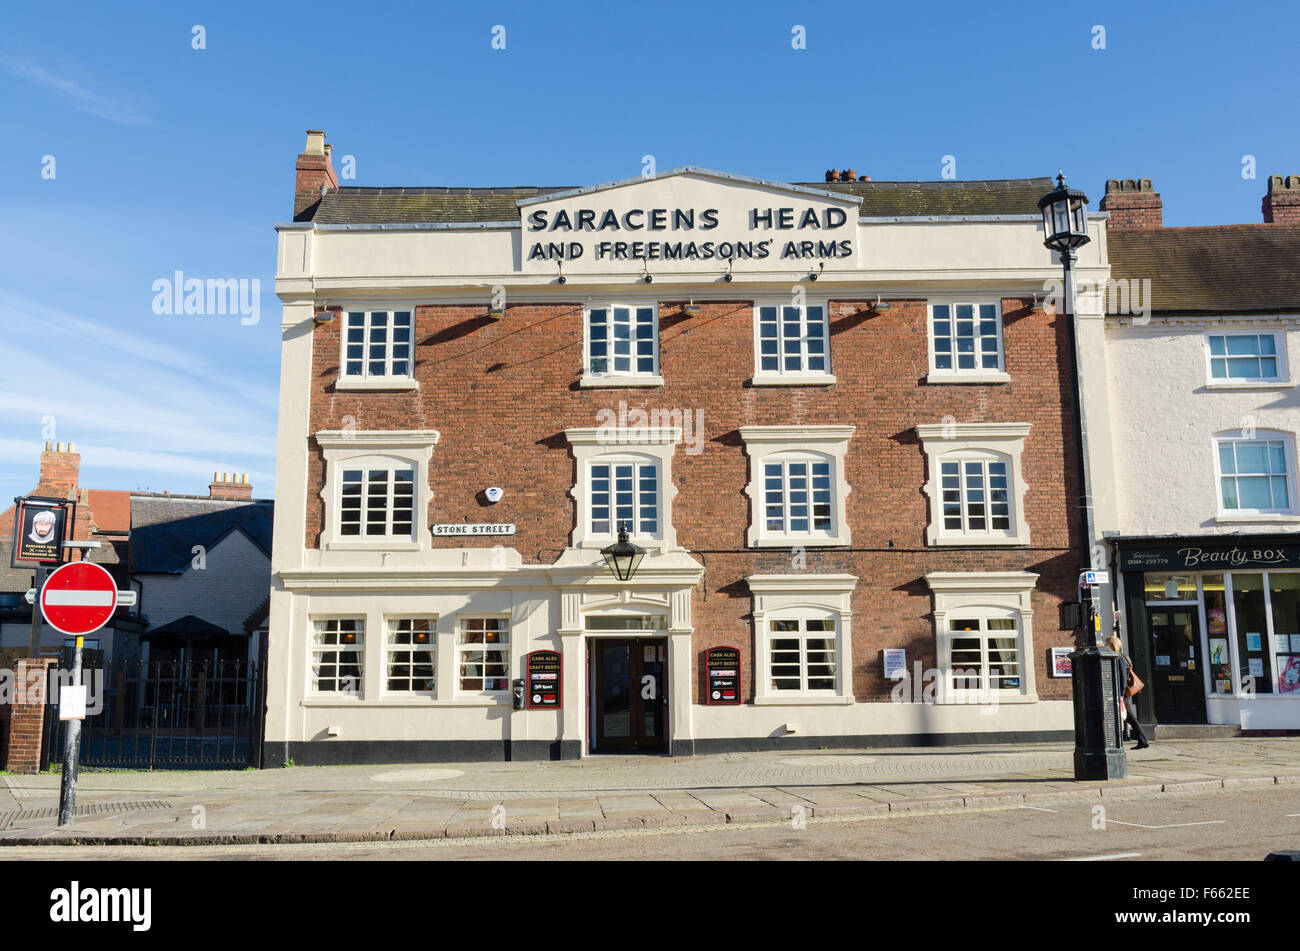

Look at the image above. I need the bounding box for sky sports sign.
[524,204,854,264]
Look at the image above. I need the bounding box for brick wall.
[1100,178,1163,231]
[304,297,1081,703]
[1,657,55,773]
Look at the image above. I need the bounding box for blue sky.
[1,0,1296,503]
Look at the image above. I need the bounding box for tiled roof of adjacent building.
[87,489,132,534]
[1107,225,1300,315]
[130,495,273,574]
[310,178,1054,224]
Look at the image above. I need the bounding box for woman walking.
[1107,635,1150,750]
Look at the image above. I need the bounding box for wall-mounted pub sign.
[705,645,742,704]
[526,650,562,709]
[10,496,73,567]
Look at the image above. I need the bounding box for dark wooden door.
[592,638,666,752]
[1148,607,1208,723]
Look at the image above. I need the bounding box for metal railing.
[45,658,264,769]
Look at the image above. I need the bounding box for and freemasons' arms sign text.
[525,205,852,263]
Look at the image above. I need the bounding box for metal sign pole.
[57,635,83,826]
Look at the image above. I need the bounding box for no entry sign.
[40,562,118,636]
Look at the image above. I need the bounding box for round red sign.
[40,562,118,636]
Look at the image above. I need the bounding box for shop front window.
[1204,575,1232,694]
[1268,574,1300,695]
[1231,574,1273,695]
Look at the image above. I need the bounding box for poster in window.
[11,497,72,566]
[705,646,741,704]
[1050,647,1073,678]
[1279,656,1300,694]
[525,650,562,709]
[1207,608,1227,637]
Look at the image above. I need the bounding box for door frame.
[1146,604,1209,724]
[588,636,668,754]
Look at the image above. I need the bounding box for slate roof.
[310,177,1054,224]
[130,496,273,574]
[1107,225,1300,315]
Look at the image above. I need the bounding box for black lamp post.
[1040,173,1126,780]
[601,521,646,582]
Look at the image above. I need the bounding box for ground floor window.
[946,613,1022,691]
[458,617,509,693]
[768,615,838,693]
[310,618,364,695]
[385,617,436,693]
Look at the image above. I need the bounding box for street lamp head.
[601,521,646,582]
[1039,171,1091,253]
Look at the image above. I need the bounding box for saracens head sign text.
[517,170,860,273]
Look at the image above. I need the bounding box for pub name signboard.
[10,496,73,567]
[1121,542,1300,572]
[519,171,861,272]
[526,650,562,709]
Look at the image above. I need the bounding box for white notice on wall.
[883,649,906,680]
[58,684,86,721]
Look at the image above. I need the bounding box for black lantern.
[1038,172,1091,252]
[601,522,646,582]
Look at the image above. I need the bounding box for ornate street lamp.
[601,522,646,582]
[1041,173,1126,781]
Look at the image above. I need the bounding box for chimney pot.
[1263,173,1300,224]
[842,169,857,182]
[825,169,840,182]
[1100,177,1163,232]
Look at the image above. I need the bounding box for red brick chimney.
[210,473,253,500]
[37,442,80,499]
[1100,178,1163,232]
[1262,175,1300,224]
[294,129,338,221]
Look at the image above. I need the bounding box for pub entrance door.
[1147,606,1208,724]
[590,638,667,753]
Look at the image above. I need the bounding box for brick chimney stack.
[1100,179,1163,232]
[210,473,253,500]
[294,129,339,221]
[37,442,80,499]
[1262,175,1300,224]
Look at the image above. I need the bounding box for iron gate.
[44,657,266,769]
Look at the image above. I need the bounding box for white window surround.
[580,303,663,388]
[751,301,836,386]
[1203,329,1290,389]
[916,422,1030,546]
[336,305,419,390]
[925,300,1010,385]
[925,571,1038,704]
[1212,430,1299,522]
[739,426,854,548]
[315,430,440,551]
[746,573,857,705]
[565,426,681,550]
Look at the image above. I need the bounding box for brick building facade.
[266,131,1108,763]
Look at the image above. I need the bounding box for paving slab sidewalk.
[1,738,1297,847]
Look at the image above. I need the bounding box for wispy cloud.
[2,58,150,126]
